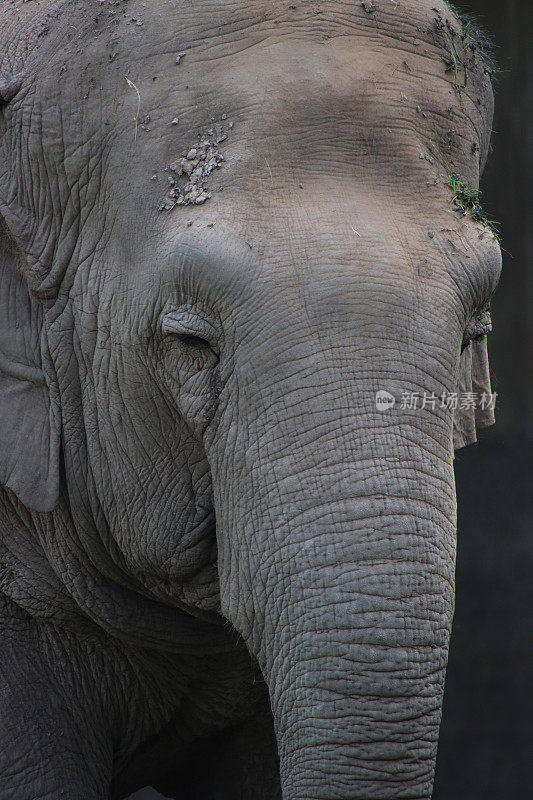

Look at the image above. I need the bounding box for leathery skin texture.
[0,1,501,798]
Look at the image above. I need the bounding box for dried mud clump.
[159,133,226,212]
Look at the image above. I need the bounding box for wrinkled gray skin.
[0,1,501,799]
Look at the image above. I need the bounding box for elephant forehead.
[14,0,492,181]
[88,18,491,226]
[0,0,495,305]
[88,31,491,251]
[191,38,482,184]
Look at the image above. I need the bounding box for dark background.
[130,2,532,798]
[433,1,533,797]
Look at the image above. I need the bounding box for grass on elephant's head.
[449,173,501,243]
[436,3,498,88]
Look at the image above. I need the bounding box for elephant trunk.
[260,494,454,799]
[213,395,457,799]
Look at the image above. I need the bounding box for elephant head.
[0,1,501,798]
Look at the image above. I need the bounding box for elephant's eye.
[461,310,492,352]
[161,309,219,356]
[175,333,211,349]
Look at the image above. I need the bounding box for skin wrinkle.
[88,331,219,593]
[67,331,157,587]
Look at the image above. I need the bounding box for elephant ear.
[453,336,495,450]
[0,216,60,512]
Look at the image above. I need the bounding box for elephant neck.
[0,484,236,655]
[0,485,82,624]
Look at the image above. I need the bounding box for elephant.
[0,1,502,798]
